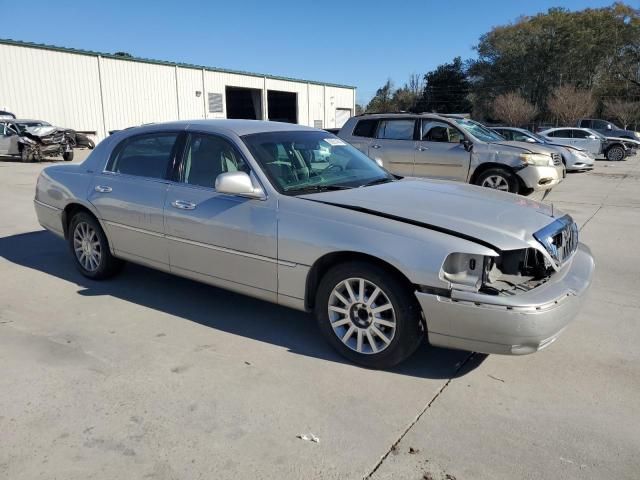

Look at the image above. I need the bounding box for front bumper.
[416,243,594,355]
[517,164,564,191]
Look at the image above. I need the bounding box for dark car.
[577,119,640,141]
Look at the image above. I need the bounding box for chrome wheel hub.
[482,175,509,191]
[73,222,101,272]
[328,278,396,354]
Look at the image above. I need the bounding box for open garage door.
[336,108,352,128]
[225,87,263,120]
[267,90,297,123]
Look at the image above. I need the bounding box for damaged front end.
[19,126,74,162]
[440,215,580,299]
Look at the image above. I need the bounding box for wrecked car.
[34,120,594,368]
[0,119,74,162]
[338,113,565,196]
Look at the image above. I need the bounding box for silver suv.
[338,113,564,195]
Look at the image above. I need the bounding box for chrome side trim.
[104,221,164,238]
[34,199,62,211]
[103,220,296,267]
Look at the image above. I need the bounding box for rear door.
[164,132,277,296]
[88,131,180,269]
[570,129,601,155]
[368,118,416,176]
[414,119,470,180]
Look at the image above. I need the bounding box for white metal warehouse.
[0,39,356,142]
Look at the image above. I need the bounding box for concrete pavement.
[0,151,638,479]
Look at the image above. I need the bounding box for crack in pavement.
[364,352,475,479]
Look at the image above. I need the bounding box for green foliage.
[468,3,640,118]
[415,57,472,114]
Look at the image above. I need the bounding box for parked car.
[577,118,640,140]
[539,127,629,161]
[34,120,594,368]
[72,132,95,149]
[338,113,564,196]
[0,119,74,162]
[492,127,594,171]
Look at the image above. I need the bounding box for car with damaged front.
[338,113,565,196]
[34,120,594,368]
[0,119,74,162]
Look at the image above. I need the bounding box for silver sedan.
[34,120,594,368]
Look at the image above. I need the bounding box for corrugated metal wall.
[0,42,356,143]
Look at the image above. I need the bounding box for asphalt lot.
[1,150,639,480]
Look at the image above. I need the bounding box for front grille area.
[40,132,65,145]
[551,153,562,166]
[533,215,579,268]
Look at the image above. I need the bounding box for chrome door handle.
[371,144,382,149]
[416,146,428,151]
[171,200,196,210]
[94,185,112,193]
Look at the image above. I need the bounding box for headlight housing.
[441,253,494,291]
[519,153,553,167]
[634,131,640,140]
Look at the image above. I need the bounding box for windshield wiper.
[286,184,353,195]
[359,177,394,188]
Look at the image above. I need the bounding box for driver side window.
[181,133,248,189]
[421,121,463,143]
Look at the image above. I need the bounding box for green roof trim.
[0,38,356,90]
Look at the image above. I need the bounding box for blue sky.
[1,0,618,104]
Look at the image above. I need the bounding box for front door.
[414,120,470,180]
[0,123,19,155]
[367,118,416,176]
[571,129,602,155]
[88,131,180,269]
[164,132,277,296]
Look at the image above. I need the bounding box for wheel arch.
[61,202,107,241]
[469,162,526,193]
[304,251,416,311]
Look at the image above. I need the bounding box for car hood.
[607,136,640,146]
[24,126,59,137]
[300,178,560,252]
[487,141,559,155]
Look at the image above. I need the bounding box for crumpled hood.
[300,178,561,252]
[24,126,60,137]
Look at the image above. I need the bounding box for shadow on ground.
[0,230,486,379]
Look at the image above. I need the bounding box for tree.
[365,80,395,113]
[416,57,472,114]
[355,104,365,115]
[547,85,596,125]
[604,99,640,128]
[492,92,538,126]
[113,51,133,58]
[468,4,640,118]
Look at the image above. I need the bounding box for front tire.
[20,147,33,163]
[606,145,625,161]
[474,167,519,193]
[315,261,423,369]
[68,212,123,279]
[62,151,74,162]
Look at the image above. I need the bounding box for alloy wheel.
[328,278,396,354]
[481,175,510,191]
[73,221,102,272]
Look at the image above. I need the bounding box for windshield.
[242,130,394,195]
[452,118,504,142]
[15,121,49,132]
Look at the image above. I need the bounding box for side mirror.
[460,139,473,152]
[215,171,265,200]
[588,135,598,139]
[606,124,612,130]
[525,137,536,143]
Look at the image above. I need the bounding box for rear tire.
[605,145,625,161]
[68,212,123,279]
[314,261,423,369]
[63,151,74,162]
[474,167,519,193]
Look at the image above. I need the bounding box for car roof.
[128,119,319,137]
[351,113,460,122]
[11,119,49,124]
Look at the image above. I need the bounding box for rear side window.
[376,119,416,140]
[108,133,178,179]
[549,129,572,138]
[352,119,378,138]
